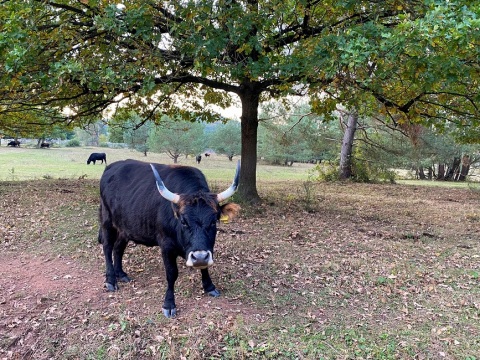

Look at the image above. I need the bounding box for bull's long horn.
[217,160,241,202]
[150,164,180,203]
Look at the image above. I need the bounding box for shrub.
[66,139,81,147]
[309,163,340,182]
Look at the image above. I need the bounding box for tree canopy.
[1,0,478,201]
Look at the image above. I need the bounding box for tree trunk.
[238,87,261,203]
[339,110,358,180]
[445,157,460,181]
[427,166,433,180]
[458,154,471,181]
[437,164,445,180]
[417,166,426,180]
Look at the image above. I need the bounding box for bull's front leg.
[161,251,178,318]
[201,268,220,297]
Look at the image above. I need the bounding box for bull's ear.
[219,203,241,223]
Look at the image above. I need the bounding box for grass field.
[1,146,479,359]
[0,146,314,183]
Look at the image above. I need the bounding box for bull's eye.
[207,220,216,229]
[180,217,188,227]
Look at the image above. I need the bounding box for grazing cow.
[40,142,50,148]
[196,155,202,164]
[7,140,20,147]
[204,153,210,157]
[87,152,107,165]
[98,159,241,317]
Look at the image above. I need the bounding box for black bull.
[7,140,20,147]
[98,159,240,317]
[87,152,107,165]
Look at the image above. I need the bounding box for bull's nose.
[186,250,213,268]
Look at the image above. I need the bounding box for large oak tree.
[1,1,478,201]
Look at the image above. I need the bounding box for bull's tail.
[97,203,103,244]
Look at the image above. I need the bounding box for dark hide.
[98,159,240,317]
[41,142,50,148]
[7,140,20,147]
[196,155,202,164]
[87,152,107,165]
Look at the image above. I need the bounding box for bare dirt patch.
[0,254,104,356]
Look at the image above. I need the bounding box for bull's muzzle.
[186,250,214,269]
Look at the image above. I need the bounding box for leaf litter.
[0,179,479,359]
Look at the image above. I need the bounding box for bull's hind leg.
[100,224,120,291]
[113,236,130,283]
[201,268,220,297]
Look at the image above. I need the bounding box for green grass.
[0,146,313,182]
[2,146,478,189]
[397,179,480,189]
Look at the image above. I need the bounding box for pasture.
[0,147,479,359]
[0,146,313,183]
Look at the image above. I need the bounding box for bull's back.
[100,160,160,215]
[99,160,210,242]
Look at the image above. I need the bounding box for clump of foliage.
[66,139,81,147]
[309,163,340,182]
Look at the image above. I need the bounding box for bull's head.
[150,161,240,204]
[150,161,241,269]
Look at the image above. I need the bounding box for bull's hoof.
[207,289,221,297]
[117,275,131,283]
[105,282,119,291]
[162,307,177,318]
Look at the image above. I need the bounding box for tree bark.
[458,154,471,181]
[339,110,358,180]
[437,164,445,180]
[445,157,460,181]
[417,166,426,180]
[238,86,261,203]
[427,166,433,180]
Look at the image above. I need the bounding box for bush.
[351,159,396,183]
[309,163,339,182]
[66,139,81,147]
[309,160,396,183]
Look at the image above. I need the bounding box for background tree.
[75,121,108,147]
[148,116,206,163]
[210,121,241,161]
[398,126,480,181]
[258,103,321,165]
[34,125,75,147]
[109,111,153,155]
[308,2,480,180]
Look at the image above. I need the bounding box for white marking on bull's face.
[186,250,214,269]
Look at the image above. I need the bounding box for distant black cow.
[196,155,202,164]
[40,142,50,148]
[87,152,107,165]
[204,153,210,157]
[98,160,240,317]
[7,140,20,147]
